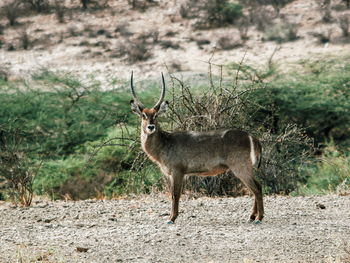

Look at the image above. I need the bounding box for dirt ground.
[0,194,349,263]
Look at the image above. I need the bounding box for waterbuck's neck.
[141,125,165,164]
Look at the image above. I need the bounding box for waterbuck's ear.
[130,100,144,116]
[155,101,169,117]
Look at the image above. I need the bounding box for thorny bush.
[159,63,314,196]
[0,126,40,206]
[123,62,314,196]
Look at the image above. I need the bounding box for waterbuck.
[130,72,264,224]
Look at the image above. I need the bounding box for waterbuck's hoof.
[167,220,175,224]
[254,220,262,225]
[248,219,255,223]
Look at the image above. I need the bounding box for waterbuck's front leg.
[168,171,184,224]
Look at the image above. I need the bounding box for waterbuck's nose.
[147,125,155,131]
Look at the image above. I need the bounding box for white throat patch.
[141,129,148,147]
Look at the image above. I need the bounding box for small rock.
[316,203,326,209]
[44,218,56,223]
[76,247,89,253]
[159,212,170,217]
[37,203,48,208]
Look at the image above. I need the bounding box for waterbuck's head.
[130,72,169,135]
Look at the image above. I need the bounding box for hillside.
[1,0,350,82]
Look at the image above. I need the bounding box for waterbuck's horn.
[153,72,166,110]
[130,71,144,107]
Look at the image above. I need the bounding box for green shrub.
[33,159,72,199]
[32,123,163,199]
[294,144,350,195]
[268,58,350,147]
[0,70,131,157]
[228,56,350,148]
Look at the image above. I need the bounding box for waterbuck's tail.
[255,138,262,169]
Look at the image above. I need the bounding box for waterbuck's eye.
[142,113,148,119]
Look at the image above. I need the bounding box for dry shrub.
[81,0,89,9]
[339,15,350,37]
[162,63,313,196]
[195,38,211,49]
[179,4,189,18]
[2,0,21,26]
[127,0,157,11]
[247,5,274,31]
[0,127,40,206]
[317,0,333,23]
[80,0,110,10]
[19,30,30,50]
[0,65,9,81]
[312,29,333,44]
[139,30,159,44]
[236,16,250,41]
[168,61,184,73]
[117,33,157,62]
[113,38,152,62]
[67,26,83,37]
[115,22,133,37]
[22,0,50,13]
[264,21,299,43]
[240,0,295,15]
[217,35,243,50]
[126,38,152,62]
[181,0,243,28]
[160,40,181,49]
[344,0,350,8]
[54,0,65,23]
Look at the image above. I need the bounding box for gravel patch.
[0,195,349,262]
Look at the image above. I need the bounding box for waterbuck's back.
[161,129,260,175]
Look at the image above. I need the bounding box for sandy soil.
[1,195,349,263]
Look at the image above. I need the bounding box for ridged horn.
[153,72,166,110]
[130,71,144,107]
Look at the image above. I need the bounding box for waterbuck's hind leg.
[168,171,184,224]
[231,166,264,223]
[252,178,264,222]
[249,199,258,222]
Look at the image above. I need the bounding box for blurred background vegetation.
[0,55,349,204]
